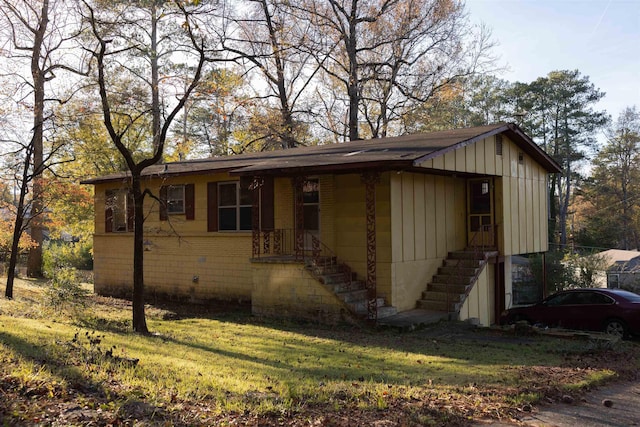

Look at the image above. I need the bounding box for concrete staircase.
[305,258,397,320]
[417,249,491,314]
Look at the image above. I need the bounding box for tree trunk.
[5,215,24,299]
[347,5,359,141]
[5,150,32,298]
[25,0,48,278]
[131,175,149,334]
[150,2,161,156]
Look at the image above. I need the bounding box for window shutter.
[159,186,168,221]
[239,176,251,192]
[261,176,274,231]
[207,182,218,232]
[126,192,134,231]
[185,184,195,220]
[105,206,113,233]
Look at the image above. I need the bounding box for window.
[207,178,273,232]
[159,184,195,220]
[218,182,252,231]
[105,189,133,232]
[166,185,185,214]
[518,151,524,164]
[495,134,503,155]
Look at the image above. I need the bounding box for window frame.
[166,184,186,215]
[159,183,195,221]
[105,189,133,233]
[217,181,252,232]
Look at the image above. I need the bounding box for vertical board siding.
[413,177,426,260]
[486,137,496,175]
[519,177,527,251]
[455,148,466,172]
[390,174,404,263]
[434,175,448,258]
[465,145,476,173]
[390,172,467,310]
[401,174,415,261]
[413,134,551,256]
[424,176,437,259]
[533,178,541,253]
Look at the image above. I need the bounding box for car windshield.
[609,289,640,302]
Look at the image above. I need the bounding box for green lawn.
[1,278,637,426]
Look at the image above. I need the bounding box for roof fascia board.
[504,125,563,173]
[81,166,238,185]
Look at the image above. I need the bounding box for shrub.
[44,267,90,313]
[43,240,93,278]
[529,249,608,294]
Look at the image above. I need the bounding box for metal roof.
[81,123,562,184]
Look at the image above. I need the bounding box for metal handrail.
[252,228,353,286]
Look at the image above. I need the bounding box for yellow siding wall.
[459,263,495,326]
[332,173,393,301]
[418,135,550,256]
[390,172,466,311]
[251,261,347,323]
[93,173,254,301]
[274,177,293,230]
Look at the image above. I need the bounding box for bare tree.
[82,0,211,333]
[218,0,323,149]
[296,0,496,141]
[0,0,87,297]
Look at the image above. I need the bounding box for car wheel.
[604,319,627,339]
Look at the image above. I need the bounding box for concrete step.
[351,297,386,313]
[416,299,456,312]
[319,272,352,285]
[421,290,464,302]
[306,264,346,275]
[427,282,470,295]
[336,289,368,303]
[304,256,337,267]
[433,274,474,285]
[355,304,398,319]
[438,266,478,276]
[373,305,398,319]
[448,251,486,260]
[327,280,366,293]
[443,258,483,268]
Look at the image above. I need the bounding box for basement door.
[467,178,494,247]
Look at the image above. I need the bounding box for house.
[598,249,640,292]
[82,123,561,326]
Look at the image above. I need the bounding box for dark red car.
[500,288,640,338]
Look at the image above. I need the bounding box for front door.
[467,178,494,247]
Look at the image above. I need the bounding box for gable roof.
[82,123,562,184]
[596,249,640,271]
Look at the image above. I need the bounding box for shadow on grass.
[0,330,174,424]
[66,293,640,394]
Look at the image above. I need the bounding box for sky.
[465,0,640,125]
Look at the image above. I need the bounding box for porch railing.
[253,228,354,288]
